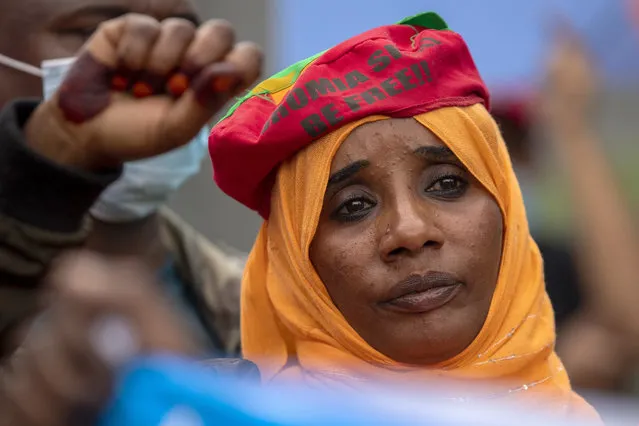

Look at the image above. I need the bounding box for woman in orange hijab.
[209,12,599,420]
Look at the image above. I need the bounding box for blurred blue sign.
[100,355,601,426]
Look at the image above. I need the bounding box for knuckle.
[237,40,263,55]
[162,18,196,40]
[232,42,264,75]
[125,13,161,39]
[95,19,114,35]
[94,17,126,41]
[243,41,264,64]
[200,18,235,45]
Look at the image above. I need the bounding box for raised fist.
[25,14,263,170]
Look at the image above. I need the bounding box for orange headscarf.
[240,104,598,419]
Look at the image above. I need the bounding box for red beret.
[209,12,489,219]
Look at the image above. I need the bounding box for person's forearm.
[550,118,639,337]
[0,100,121,275]
[0,100,121,354]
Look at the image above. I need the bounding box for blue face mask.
[38,57,210,222]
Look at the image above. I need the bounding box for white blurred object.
[89,315,140,368]
[89,129,209,223]
[160,406,204,426]
[41,57,75,99]
[0,53,43,77]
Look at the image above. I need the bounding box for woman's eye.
[332,197,376,222]
[426,175,468,198]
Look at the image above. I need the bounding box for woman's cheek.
[312,226,378,300]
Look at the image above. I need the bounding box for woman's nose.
[379,196,443,262]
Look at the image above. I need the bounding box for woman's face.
[310,118,503,365]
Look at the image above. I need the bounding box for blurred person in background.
[0,0,259,358]
[495,28,639,395]
[491,97,583,332]
[542,28,639,395]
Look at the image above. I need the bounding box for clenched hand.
[25,14,263,170]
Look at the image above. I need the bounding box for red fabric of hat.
[209,12,490,219]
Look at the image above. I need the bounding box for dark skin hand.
[0,252,200,426]
[310,119,503,365]
[0,0,203,109]
[25,13,262,169]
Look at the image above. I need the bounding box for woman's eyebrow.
[413,145,457,161]
[327,160,370,187]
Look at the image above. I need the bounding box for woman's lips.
[380,271,463,314]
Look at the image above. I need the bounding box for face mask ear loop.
[0,53,43,77]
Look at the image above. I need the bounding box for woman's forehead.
[331,118,447,171]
